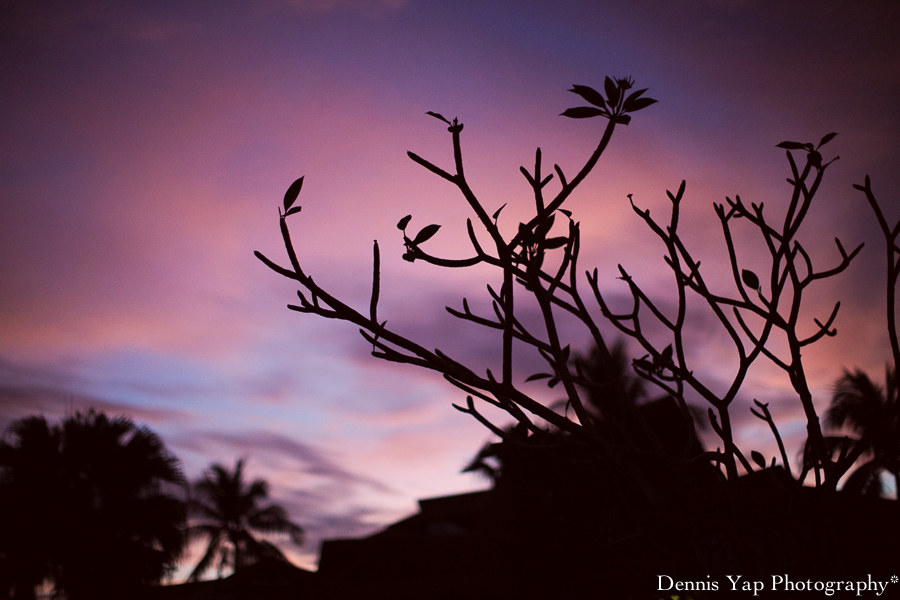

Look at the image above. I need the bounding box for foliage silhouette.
[0,410,185,600]
[187,458,303,581]
[824,366,900,496]
[463,338,705,484]
[257,76,900,585]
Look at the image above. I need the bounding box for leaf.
[517,222,534,243]
[397,215,412,230]
[543,236,568,250]
[492,203,507,221]
[604,76,619,106]
[412,224,441,245]
[634,358,654,372]
[560,106,604,119]
[535,214,556,239]
[751,450,766,469]
[661,344,673,363]
[775,141,807,150]
[283,176,304,211]
[624,97,657,112]
[613,114,632,125]
[624,88,647,104]
[558,209,572,218]
[524,373,553,382]
[818,132,838,148]
[741,269,760,290]
[425,111,452,125]
[285,206,302,217]
[569,85,605,108]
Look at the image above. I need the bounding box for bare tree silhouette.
[257,76,900,585]
[0,410,185,600]
[257,77,877,490]
[187,458,303,581]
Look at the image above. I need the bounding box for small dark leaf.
[560,106,604,119]
[525,373,553,382]
[402,252,415,262]
[741,269,760,290]
[283,176,304,211]
[624,97,657,112]
[492,203,507,221]
[285,206,302,217]
[614,114,632,125]
[547,377,560,389]
[661,344,673,363]
[535,214,556,239]
[558,209,572,218]
[425,111,452,125]
[604,76,620,106]
[569,85,605,108]
[543,236,568,250]
[412,224,441,245]
[818,132,838,148]
[624,88,647,104]
[634,358,654,372]
[775,141,807,150]
[397,215,412,230]
[518,222,534,243]
[751,450,766,469]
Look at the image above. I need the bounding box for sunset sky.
[2,0,899,575]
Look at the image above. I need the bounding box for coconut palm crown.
[0,410,186,599]
[825,365,900,496]
[187,458,303,580]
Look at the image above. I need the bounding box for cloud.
[0,357,194,433]
[169,427,418,573]
[178,428,392,492]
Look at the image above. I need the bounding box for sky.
[2,0,900,577]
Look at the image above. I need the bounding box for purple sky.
[2,0,899,575]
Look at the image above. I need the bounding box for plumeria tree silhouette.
[187,458,303,581]
[258,76,900,581]
[257,77,881,489]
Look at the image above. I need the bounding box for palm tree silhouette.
[825,366,900,496]
[0,416,60,599]
[0,410,186,600]
[187,458,303,581]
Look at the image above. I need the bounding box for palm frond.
[841,460,885,496]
